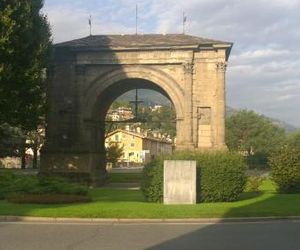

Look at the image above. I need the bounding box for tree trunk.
[21,141,26,169]
[32,143,38,169]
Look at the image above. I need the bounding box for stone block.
[164,160,196,204]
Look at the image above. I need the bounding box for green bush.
[141,159,163,203]
[245,176,264,193]
[269,147,300,193]
[0,171,17,199]
[140,151,247,203]
[0,172,89,200]
[194,152,247,202]
[246,152,268,170]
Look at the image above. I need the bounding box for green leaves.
[270,147,300,193]
[226,110,286,168]
[140,151,247,203]
[0,0,52,131]
[106,142,124,164]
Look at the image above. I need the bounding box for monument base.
[40,151,108,186]
[164,160,196,204]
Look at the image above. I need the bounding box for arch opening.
[91,78,177,167]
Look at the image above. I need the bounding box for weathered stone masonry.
[41,34,232,185]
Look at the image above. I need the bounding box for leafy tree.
[139,106,176,138]
[226,110,286,168]
[106,100,176,139]
[0,1,51,168]
[0,0,52,130]
[0,123,23,157]
[106,142,124,165]
[287,131,300,150]
[110,100,131,109]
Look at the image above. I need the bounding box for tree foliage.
[269,146,300,193]
[226,110,286,168]
[106,142,124,165]
[107,100,176,138]
[0,123,23,157]
[0,0,52,130]
[139,106,176,138]
[287,132,300,151]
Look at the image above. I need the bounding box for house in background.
[105,128,173,165]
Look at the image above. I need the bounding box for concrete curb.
[0,216,300,224]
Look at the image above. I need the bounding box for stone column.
[179,62,194,149]
[215,62,227,149]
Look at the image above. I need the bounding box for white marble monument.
[164,160,196,204]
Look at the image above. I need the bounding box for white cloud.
[43,0,300,127]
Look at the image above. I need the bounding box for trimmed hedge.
[269,147,300,193]
[141,151,247,203]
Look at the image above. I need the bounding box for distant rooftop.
[55,34,232,49]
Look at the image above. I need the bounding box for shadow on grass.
[90,188,144,202]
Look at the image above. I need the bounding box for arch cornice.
[83,65,184,119]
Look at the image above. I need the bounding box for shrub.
[269,147,300,193]
[0,171,89,200]
[140,151,247,203]
[195,152,247,202]
[39,172,92,185]
[0,171,16,199]
[245,176,264,193]
[246,152,268,170]
[141,158,163,202]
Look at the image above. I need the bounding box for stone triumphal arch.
[41,34,232,184]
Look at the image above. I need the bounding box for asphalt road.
[0,220,299,250]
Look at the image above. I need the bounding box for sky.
[43,0,300,128]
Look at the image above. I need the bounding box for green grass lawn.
[0,180,299,219]
[108,173,142,183]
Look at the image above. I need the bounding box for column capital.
[216,62,227,73]
[183,62,194,74]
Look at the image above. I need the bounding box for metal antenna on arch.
[182,12,187,34]
[135,4,138,35]
[88,14,92,36]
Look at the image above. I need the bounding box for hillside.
[116,89,299,132]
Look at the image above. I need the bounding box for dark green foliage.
[246,152,268,170]
[140,151,247,203]
[226,110,286,169]
[0,124,23,157]
[269,147,300,193]
[141,106,176,138]
[0,172,88,200]
[0,0,52,130]
[0,171,16,199]
[194,152,247,202]
[141,158,163,202]
[39,172,92,185]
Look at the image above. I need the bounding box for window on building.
[131,143,135,147]
[115,134,119,141]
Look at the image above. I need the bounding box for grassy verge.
[0,180,299,218]
[108,173,142,183]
